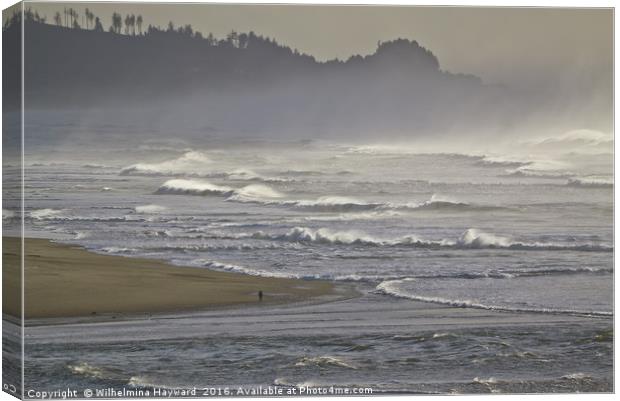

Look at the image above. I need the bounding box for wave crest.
[248,227,612,252]
[226,184,284,201]
[376,278,612,317]
[30,208,65,220]
[567,177,612,188]
[120,151,211,176]
[135,204,167,214]
[156,179,235,196]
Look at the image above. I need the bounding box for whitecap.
[120,150,211,176]
[156,179,234,196]
[29,208,65,220]
[135,204,167,214]
[294,356,357,369]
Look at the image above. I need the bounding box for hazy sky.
[23,2,613,91]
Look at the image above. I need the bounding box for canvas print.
[1,1,614,398]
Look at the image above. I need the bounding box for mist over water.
[5,111,611,392]
[11,113,613,312]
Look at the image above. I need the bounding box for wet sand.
[2,237,337,318]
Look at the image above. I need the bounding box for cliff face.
[5,19,490,138]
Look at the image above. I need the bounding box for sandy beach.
[2,237,336,319]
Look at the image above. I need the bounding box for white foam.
[456,229,612,252]
[404,194,471,210]
[567,177,613,188]
[120,150,211,176]
[135,204,167,214]
[227,184,284,201]
[128,376,181,390]
[561,373,592,380]
[300,210,401,222]
[477,155,529,167]
[505,159,573,179]
[99,246,136,254]
[156,179,234,196]
[287,196,382,212]
[252,227,382,246]
[254,193,480,213]
[30,208,65,220]
[196,260,293,279]
[227,168,290,183]
[473,377,498,384]
[68,362,108,379]
[376,278,613,317]
[245,226,611,252]
[156,179,286,203]
[457,228,511,248]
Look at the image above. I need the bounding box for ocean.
[3,129,613,394]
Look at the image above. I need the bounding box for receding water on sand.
[22,292,612,394]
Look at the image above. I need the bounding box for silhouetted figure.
[258,290,263,301]
[94,17,103,32]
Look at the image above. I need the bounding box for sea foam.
[246,226,612,252]
[120,150,211,176]
[156,179,234,196]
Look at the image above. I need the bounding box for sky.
[23,2,612,91]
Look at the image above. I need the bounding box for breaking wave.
[406,266,612,280]
[195,260,293,279]
[474,155,529,168]
[120,151,211,176]
[227,168,291,183]
[456,229,612,251]
[189,254,611,283]
[247,227,612,252]
[156,179,235,196]
[68,362,107,379]
[121,154,290,183]
[567,177,613,188]
[502,160,574,179]
[192,259,403,282]
[408,194,472,210]
[285,196,384,212]
[376,278,612,317]
[156,179,284,204]
[226,184,284,201]
[232,193,493,213]
[154,178,497,214]
[135,204,167,214]
[29,208,65,220]
[27,209,147,223]
[252,227,383,245]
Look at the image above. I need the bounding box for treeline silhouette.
[3,8,490,137]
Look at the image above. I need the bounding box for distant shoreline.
[2,237,342,319]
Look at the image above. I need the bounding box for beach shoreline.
[2,237,351,320]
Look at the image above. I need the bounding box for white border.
[0,2,616,401]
